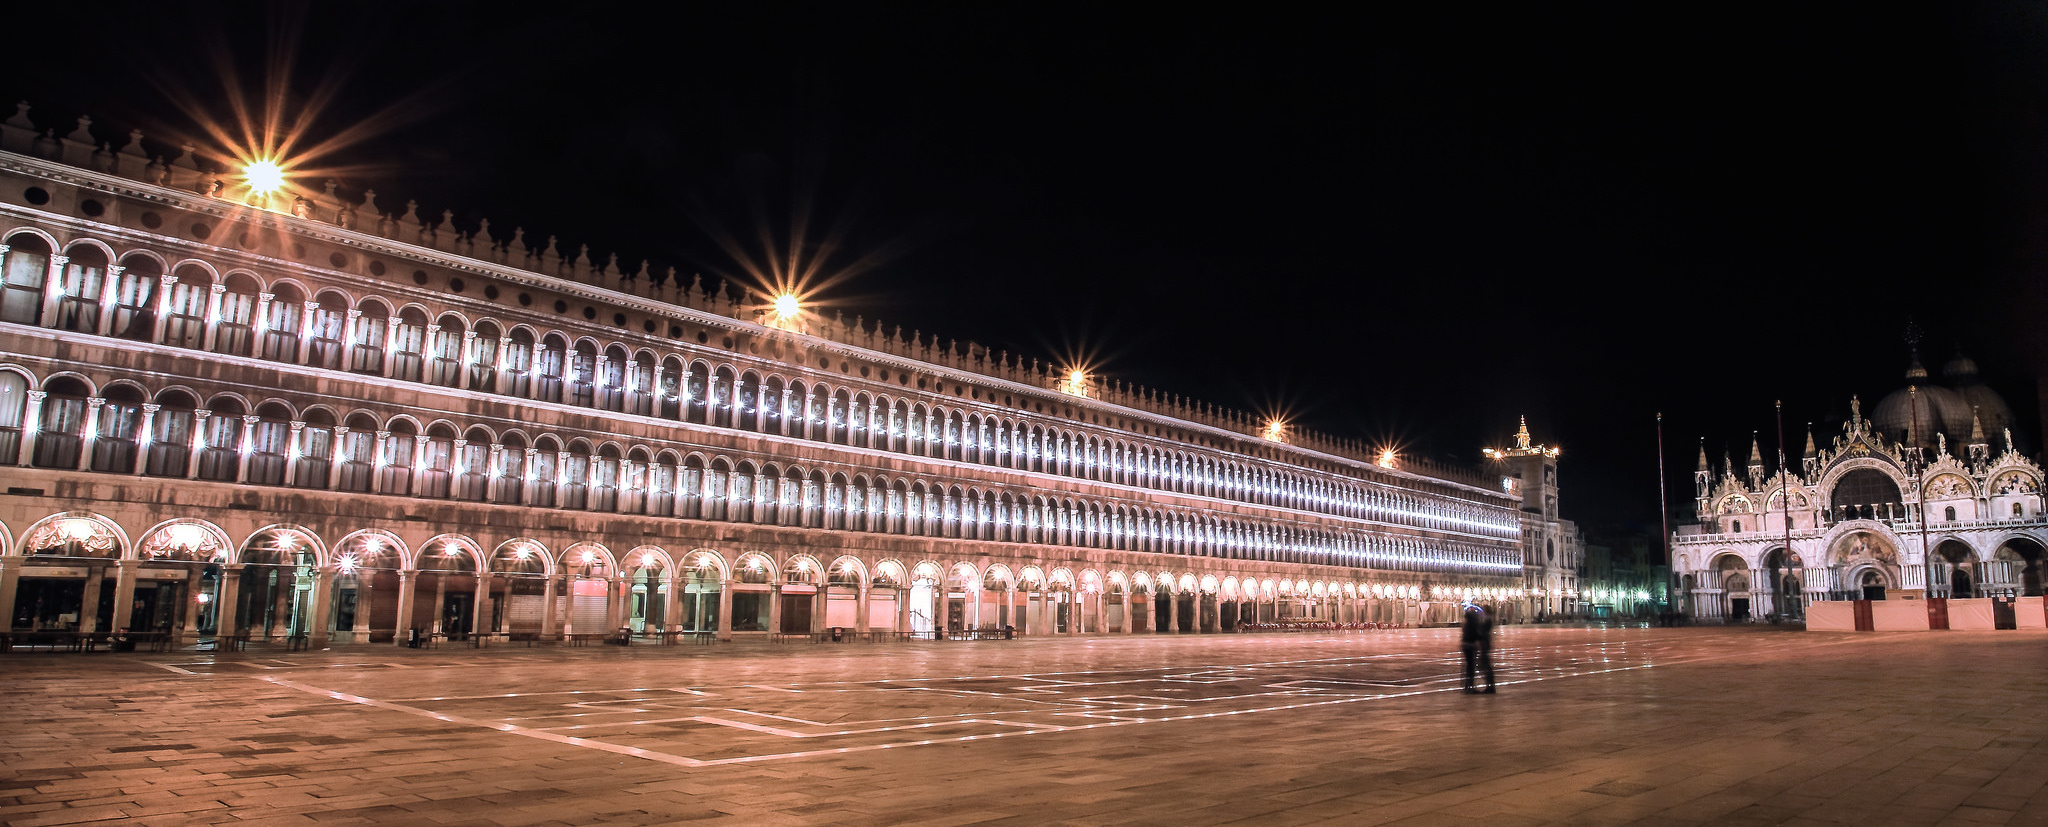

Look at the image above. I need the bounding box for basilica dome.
[1870,354,1974,449]
[1944,351,2015,443]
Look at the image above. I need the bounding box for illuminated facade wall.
[1672,402,2047,621]
[0,132,1527,644]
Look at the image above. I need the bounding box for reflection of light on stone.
[580,550,598,565]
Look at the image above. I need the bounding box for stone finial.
[510,226,526,251]
[475,218,492,247]
[5,101,29,129]
[604,252,620,278]
[119,130,145,158]
[65,115,92,145]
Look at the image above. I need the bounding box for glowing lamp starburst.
[1377,449,1399,469]
[243,159,286,196]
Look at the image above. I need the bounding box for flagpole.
[1656,413,1671,617]
[1776,401,1794,619]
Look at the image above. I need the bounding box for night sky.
[9,4,2048,551]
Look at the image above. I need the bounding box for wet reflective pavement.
[3,626,2045,825]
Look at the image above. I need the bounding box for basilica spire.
[1747,433,1765,489]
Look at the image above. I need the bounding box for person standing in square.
[1462,601,1495,694]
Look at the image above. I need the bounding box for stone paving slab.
[3,627,2047,825]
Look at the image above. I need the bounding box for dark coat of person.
[1461,604,1496,692]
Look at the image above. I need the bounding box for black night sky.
[9,4,2048,552]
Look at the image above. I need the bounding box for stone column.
[152,274,177,344]
[236,415,259,483]
[298,301,319,365]
[381,315,402,378]
[186,410,209,479]
[855,585,870,636]
[216,565,242,636]
[1167,589,1180,633]
[1122,590,1135,633]
[351,575,372,640]
[308,569,334,648]
[540,575,559,639]
[200,283,226,351]
[391,571,415,645]
[897,586,911,636]
[716,582,734,642]
[253,292,274,351]
[79,397,103,471]
[94,265,122,338]
[285,421,305,485]
[561,574,579,636]
[429,574,447,636]
[473,572,490,637]
[133,404,158,476]
[109,561,138,635]
[495,337,515,395]
[39,254,68,327]
[767,584,783,635]
[327,427,350,489]
[16,390,43,467]
[181,568,204,638]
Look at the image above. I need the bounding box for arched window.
[597,346,627,412]
[659,357,684,420]
[260,283,305,362]
[568,343,597,408]
[685,363,710,424]
[2016,503,2027,518]
[1945,506,1957,522]
[55,246,107,333]
[294,410,335,488]
[109,255,160,341]
[503,329,534,398]
[494,434,527,505]
[469,323,501,392]
[32,377,89,468]
[144,391,197,477]
[591,446,620,511]
[1832,468,1903,521]
[416,425,456,498]
[560,441,591,509]
[349,300,389,374]
[91,385,145,473]
[195,398,244,482]
[375,420,417,495]
[162,266,210,349]
[336,414,377,492]
[646,452,676,516]
[387,309,428,383]
[530,438,559,507]
[680,456,706,519]
[1,235,51,325]
[426,317,464,387]
[457,428,491,501]
[537,335,567,403]
[210,274,259,356]
[305,292,347,369]
[628,352,654,416]
[245,403,293,486]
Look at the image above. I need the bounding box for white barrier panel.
[1806,601,1855,631]
[1947,598,1996,630]
[2020,596,2047,629]
[1871,600,1930,631]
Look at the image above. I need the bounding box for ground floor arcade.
[1,503,1520,647]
